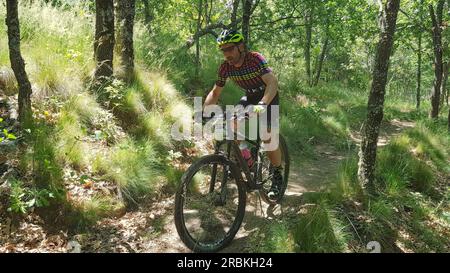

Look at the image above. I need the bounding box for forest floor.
[0,118,416,253]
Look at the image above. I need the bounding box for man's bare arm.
[204,84,223,109]
[260,72,278,105]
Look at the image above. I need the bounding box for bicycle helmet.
[216,29,244,46]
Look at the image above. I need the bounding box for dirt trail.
[219,144,347,253]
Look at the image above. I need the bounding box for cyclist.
[203,29,283,200]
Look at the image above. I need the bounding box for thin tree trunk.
[195,0,203,79]
[440,62,448,108]
[429,1,445,118]
[416,0,425,109]
[313,36,329,86]
[242,0,252,45]
[117,0,135,81]
[231,0,240,30]
[114,0,122,55]
[358,0,401,192]
[94,0,115,82]
[204,0,212,25]
[416,27,422,109]
[304,6,314,86]
[6,0,32,125]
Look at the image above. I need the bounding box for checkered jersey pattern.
[216,52,272,96]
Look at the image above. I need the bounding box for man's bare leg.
[266,145,282,167]
[262,127,282,167]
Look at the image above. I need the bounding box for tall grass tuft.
[293,203,350,253]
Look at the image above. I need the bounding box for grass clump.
[92,138,164,204]
[293,203,350,253]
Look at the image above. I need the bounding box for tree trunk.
[416,0,424,110]
[231,0,240,30]
[313,36,329,86]
[440,62,448,108]
[116,0,135,81]
[195,0,203,79]
[304,6,314,86]
[114,0,122,54]
[94,0,115,82]
[416,31,422,109]
[204,0,212,26]
[242,0,252,45]
[358,0,400,192]
[6,0,33,125]
[429,1,445,119]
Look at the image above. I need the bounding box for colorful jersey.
[216,51,272,97]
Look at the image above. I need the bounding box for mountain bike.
[174,110,290,252]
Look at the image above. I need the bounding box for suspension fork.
[209,141,225,193]
[209,141,232,193]
[209,142,233,205]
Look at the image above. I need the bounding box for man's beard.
[227,53,242,65]
[227,56,236,65]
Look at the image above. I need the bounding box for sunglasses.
[220,45,236,53]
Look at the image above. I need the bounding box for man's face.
[220,43,240,65]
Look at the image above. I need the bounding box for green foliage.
[293,203,350,253]
[0,118,16,142]
[55,110,88,169]
[96,79,127,109]
[281,104,330,156]
[162,166,185,193]
[70,195,124,228]
[92,138,164,204]
[330,156,363,202]
[8,179,55,214]
[406,121,449,173]
[376,136,418,195]
[329,117,450,252]
[258,221,296,253]
[23,123,65,199]
[279,82,367,156]
[66,93,122,144]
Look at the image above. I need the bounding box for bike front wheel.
[174,154,246,252]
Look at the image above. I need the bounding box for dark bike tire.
[260,134,290,205]
[174,154,246,253]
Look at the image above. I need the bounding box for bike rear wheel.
[174,154,246,252]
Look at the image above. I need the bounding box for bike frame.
[212,129,263,192]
